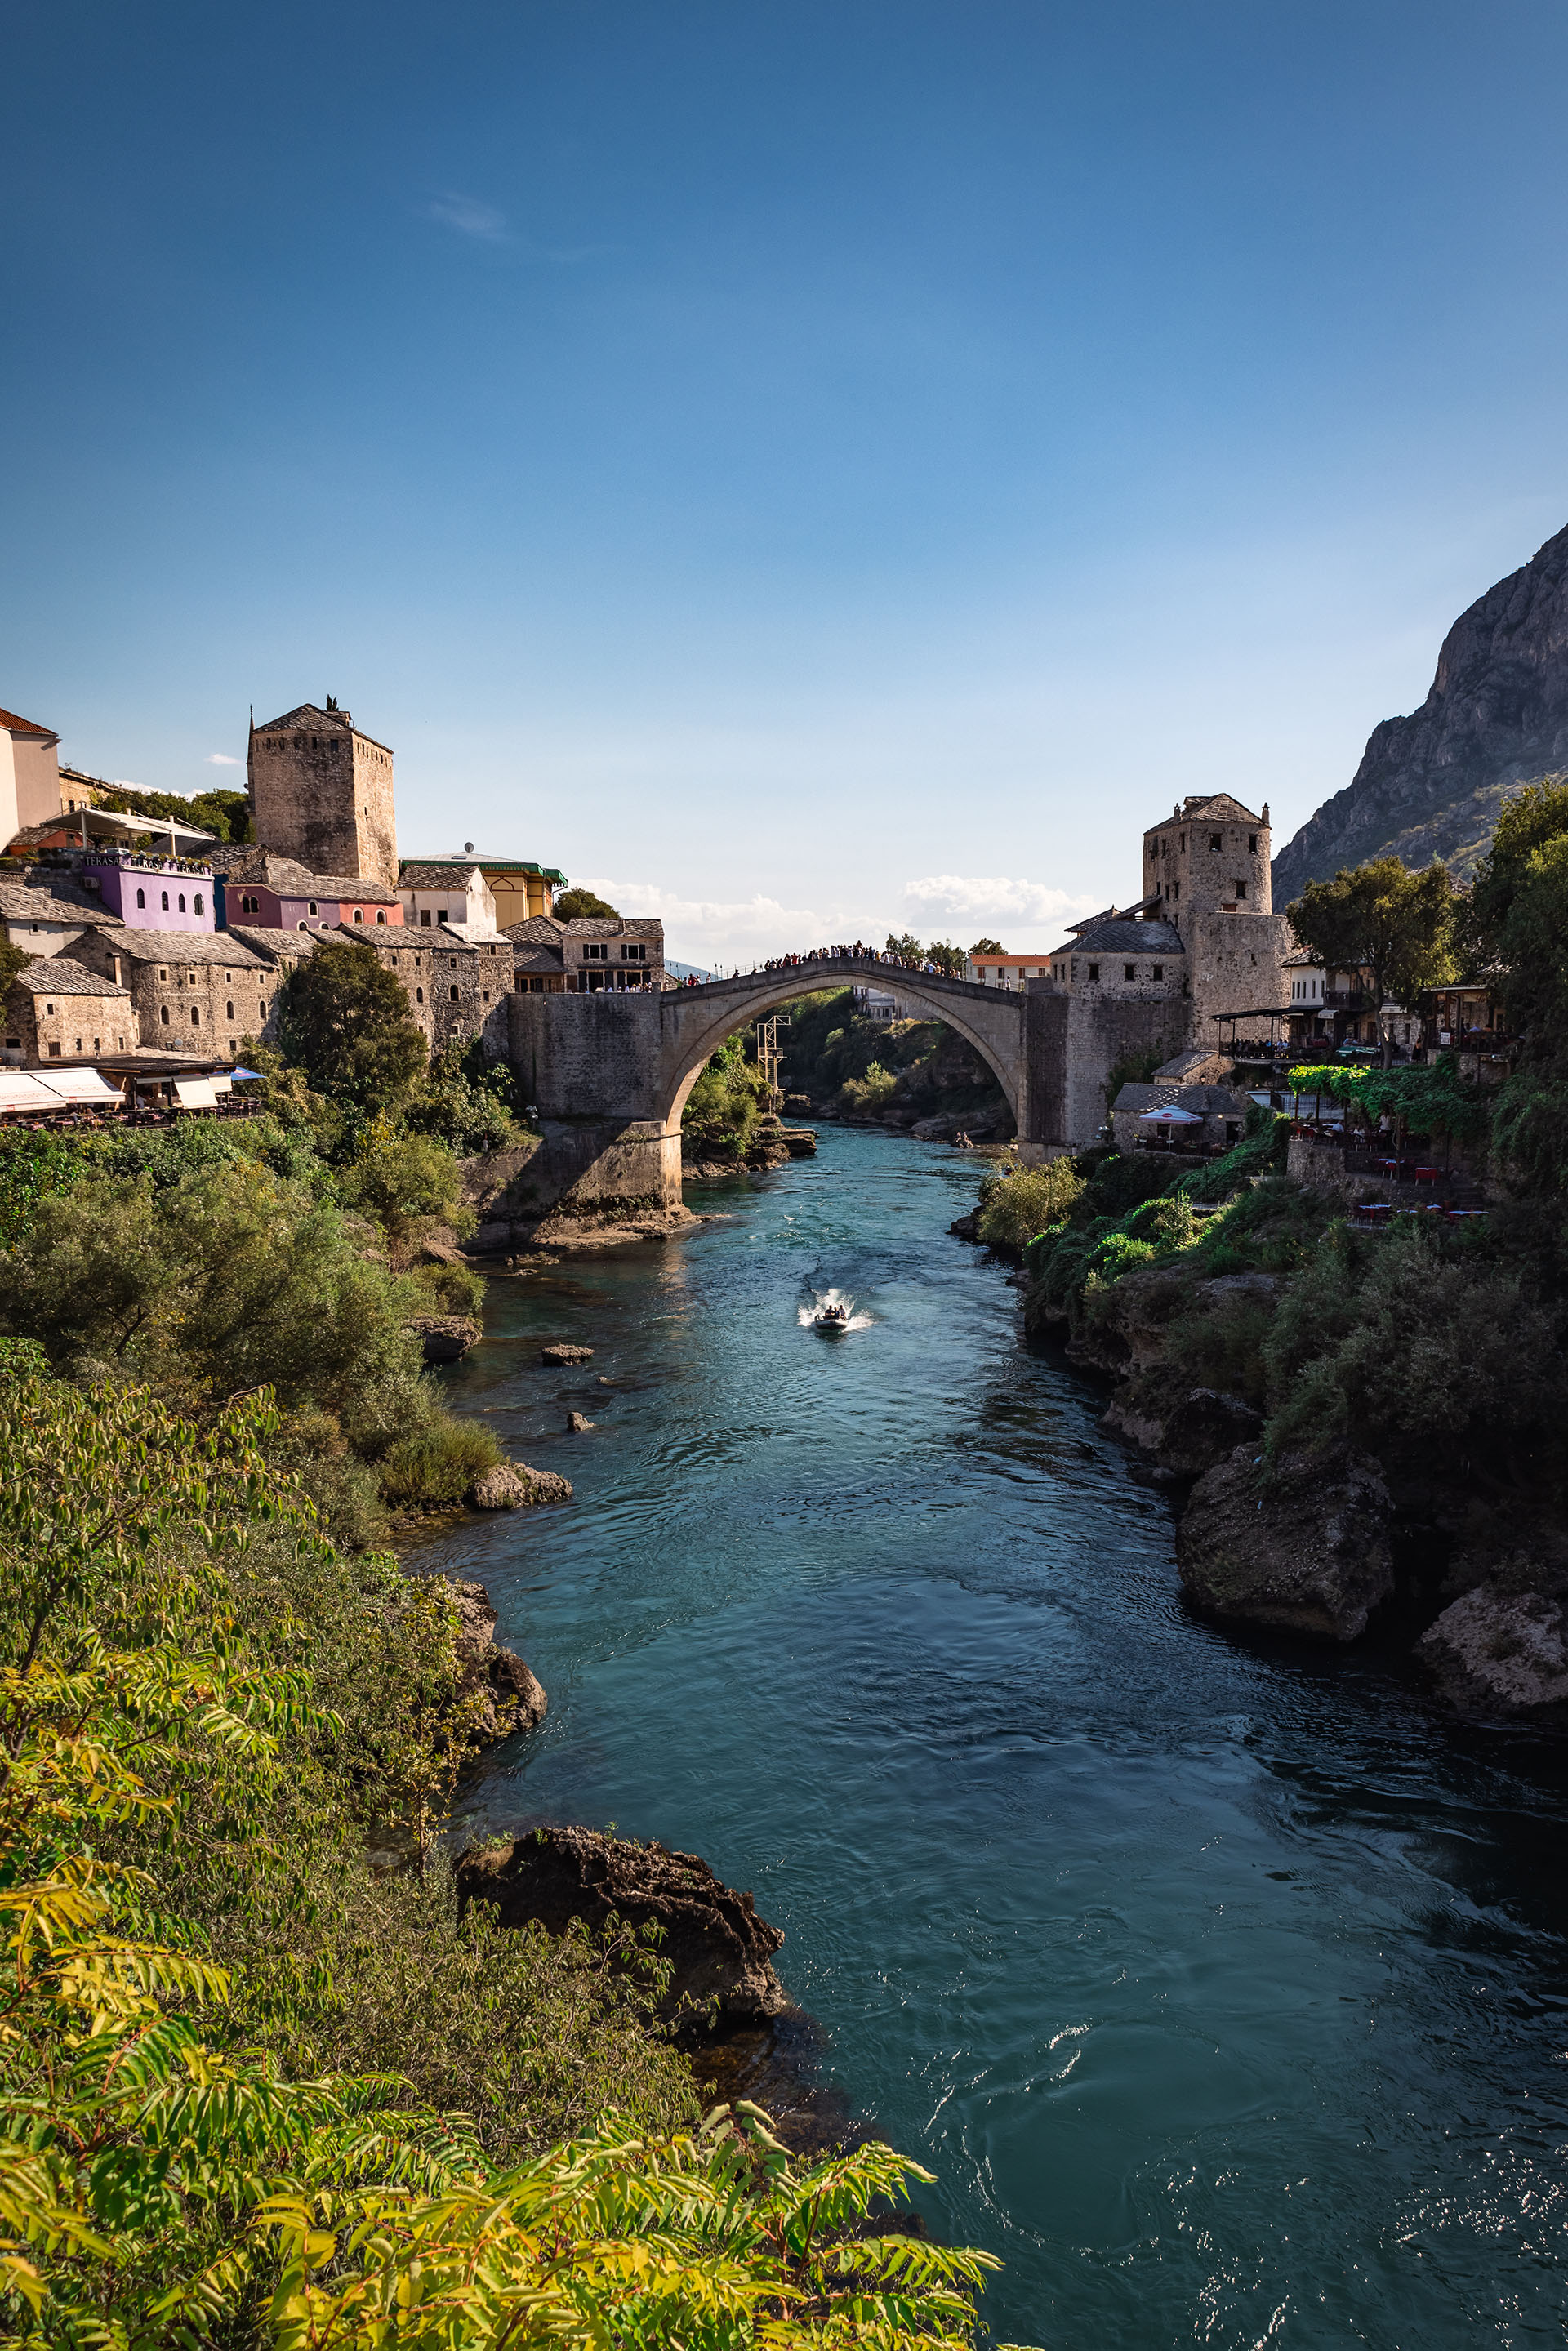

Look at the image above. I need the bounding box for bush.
[840,1058,898,1112]
[378,1406,501,1509]
[683,1035,770,1160]
[977,1155,1086,1249]
[338,1120,477,1247]
[410,1257,487,1316]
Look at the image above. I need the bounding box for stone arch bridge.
[499,955,1189,1218]
[500,960,1026,1217]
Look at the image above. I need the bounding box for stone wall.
[1184,910,1291,1044]
[1023,986,1192,1151]
[250,717,398,887]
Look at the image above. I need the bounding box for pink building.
[218,852,403,935]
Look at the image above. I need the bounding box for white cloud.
[898,875,1099,941]
[581,879,839,972]
[205,751,242,767]
[425,193,507,242]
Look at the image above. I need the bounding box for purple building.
[78,850,216,934]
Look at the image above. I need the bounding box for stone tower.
[247,703,397,885]
[1142,793,1273,915]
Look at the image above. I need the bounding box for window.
[177,894,186,913]
[74,1038,82,1054]
[136,888,145,909]
[353,909,363,924]
[194,894,204,915]
[226,1001,234,1020]
[421,908,431,925]
[376,910,386,924]
[1179,833,1185,851]
[449,985,459,1001]
[191,1007,200,1025]
[48,1042,60,1058]
[1087,962,1100,981]
[583,942,607,960]
[621,942,646,960]
[1234,880,1247,899]
[1248,833,1258,853]
[308,901,318,916]
[44,1002,55,1016]
[259,1000,267,1018]
[297,920,308,932]
[158,968,167,981]
[1209,833,1221,851]
[161,891,169,910]
[1152,963,1164,979]
[482,990,490,1003]
[416,986,424,1004]
[1124,963,1136,981]
[160,1005,170,1025]
[92,1038,100,1053]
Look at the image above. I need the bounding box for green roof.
[401,856,568,884]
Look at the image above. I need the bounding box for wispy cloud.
[425,192,508,243]
[898,875,1098,939]
[206,751,242,767]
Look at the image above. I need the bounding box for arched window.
[177,894,186,913]
[226,1001,234,1020]
[308,901,318,915]
[159,1005,170,1026]
[161,892,169,911]
[353,909,363,924]
[136,888,145,909]
[297,920,308,932]
[191,1007,200,1026]
[376,909,386,924]
[416,986,424,1004]
[194,893,204,915]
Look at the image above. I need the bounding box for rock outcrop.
[471,1462,573,1510]
[541,1342,595,1365]
[457,1826,787,2031]
[412,1314,482,1365]
[1416,1586,1568,1720]
[1177,1446,1394,1641]
[1274,521,1568,901]
[444,1578,548,1742]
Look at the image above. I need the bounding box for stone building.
[398,862,501,941]
[219,849,403,934]
[0,870,124,960]
[506,914,666,993]
[3,958,136,1063]
[400,853,565,927]
[358,926,512,1056]
[247,704,398,887]
[1029,791,1290,1151]
[73,929,281,1059]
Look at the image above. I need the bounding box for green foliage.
[0,1126,90,1247]
[338,1118,477,1247]
[1286,1060,1490,1146]
[410,1257,487,1316]
[0,937,29,1000]
[1462,774,1568,966]
[924,941,966,978]
[840,1059,898,1112]
[405,1040,523,1156]
[378,1409,501,1512]
[884,932,923,961]
[682,1034,770,1160]
[0,1366,1033,2348]
[551,887,620,919]
[1263,1220,1568,1459]
[91,778,255,844]
[1286,854,1457,1017]
[274,937,428,1113]
[969,937,1004,957]
[976,1156,1086,1249]
[1105,1044,1171,1101]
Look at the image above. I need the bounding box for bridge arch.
[657,960,1025,1133]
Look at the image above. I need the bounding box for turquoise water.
[420,1125,1568,2345]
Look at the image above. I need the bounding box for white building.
[397,862,501,942]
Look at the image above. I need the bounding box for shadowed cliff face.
[1274,521,1568,899]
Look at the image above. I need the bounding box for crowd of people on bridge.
[670,944,969,988]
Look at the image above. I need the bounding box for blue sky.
[6,1,1568,967]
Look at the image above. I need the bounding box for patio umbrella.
[1137,1106,1202,1124]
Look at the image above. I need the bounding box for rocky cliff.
[1273,522,1568,901]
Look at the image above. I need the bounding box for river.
[417,1124,1568,2346]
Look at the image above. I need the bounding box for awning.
[35,1069,125,1106]
[172,1077,219,1109]
[231,1066,261,1080]
[1137,1105,1203,1125]
[0,1072,62,1113]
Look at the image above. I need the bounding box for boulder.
[541,1342,595,1365]
[949,1207,981,1242]
[444,1578,548,1742]
[457,1825,787,2031]
[1159,1388,1266,1476]
[1177,1445,1394,1641]
[911,1113,957,1141]
[566,1410,595,1432]
[412,1314,482,1365]
[471,1462,573,1510]
[1416,1586,1568,1720]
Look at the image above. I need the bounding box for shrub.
[378,1406,502,1509]
[410,1257,487,1316]
[840,1059,898,1112]
[977,1155,1086,1249]
[338,1120,478,1246]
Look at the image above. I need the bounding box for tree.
[884,931,923,961]
[553,886,620,919]
[925,941,966,978]
[1462,775,1568,969]
[274,937,427,1110]
[969,937,1004,957]
[1287,857,1456,1063]
[0,939,30,1003]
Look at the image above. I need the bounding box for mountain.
[1272,522,1568,903]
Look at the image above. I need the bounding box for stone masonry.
[248,704,398,888]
